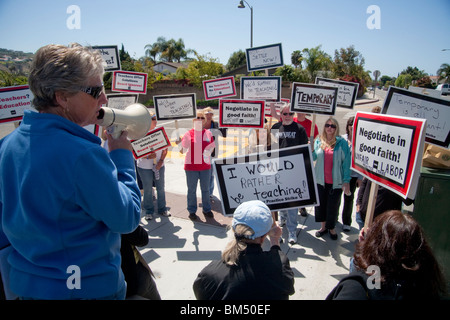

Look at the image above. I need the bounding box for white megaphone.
[97,103,152,140]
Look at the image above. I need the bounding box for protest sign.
[106,93,138,110]
[112,71,148,94]
[382,86,450,148]
[219,99,265,129]
[266,98,289,117]
[154,93,196,120]
[291,83,338,115]
[352,111,426,199]
[92,45,121,71]
[315,77,359,108]
[130,127,170,159]
[0,85,34,123]
[246,43,284,72]
[213,145,318,216]
[202,76,236,100]
[240,76,281,102]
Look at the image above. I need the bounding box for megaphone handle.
[107,124,123,139]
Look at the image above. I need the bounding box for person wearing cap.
[271,105,308,244]
[192,200,295,300]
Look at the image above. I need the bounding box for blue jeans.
[137,166,167,215]
[280,209,298,234]
[185,169,211,214]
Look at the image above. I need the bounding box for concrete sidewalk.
[138,157,360,300]
[137,95,383,300]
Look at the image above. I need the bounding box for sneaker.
[288,232,297,245]
[144,214,153,221]
[202,211,213,218]
[160,210,171,217]
[343,224,351,232]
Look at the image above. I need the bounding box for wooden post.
[310,113,316,146]
[364,182,379,229]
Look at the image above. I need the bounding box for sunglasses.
[282,112,294,116]
[325,124,337,129]
[79,84,104,99]
[196,117,205,120]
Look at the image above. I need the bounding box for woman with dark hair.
[327,210,447,299]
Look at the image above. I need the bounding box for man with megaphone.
[0,43,141,300]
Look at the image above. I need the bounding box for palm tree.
[144,36,168,62]
[437,63,450,83]
[291,50,303,69]
[301,45,332,82]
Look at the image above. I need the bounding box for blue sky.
[1,0,449,77]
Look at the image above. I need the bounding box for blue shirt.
[0,111,141,299]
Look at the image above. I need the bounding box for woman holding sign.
[312,118,351,240]
[181,111,216,220]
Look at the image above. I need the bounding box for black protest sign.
[291,82,338,115]
[382,86,450,148]
[153,93,197,120]
[213,145,319,216]
[315,77,359,108]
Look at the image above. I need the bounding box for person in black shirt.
[193,200,295,300]
[270,106,308,244]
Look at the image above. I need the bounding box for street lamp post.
[238,0,253,48]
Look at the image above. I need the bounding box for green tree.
[301,45,332,82]
[144,37,194,63]
[226,50,246,71]
[437,63,450,83]
[291,50,303,69]
[333,45,365,77]
[177,53,224,87]
[400,66,427,80]
[395,74,412,88]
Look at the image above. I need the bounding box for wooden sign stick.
[364,182,379,230]
[310,113,316,146]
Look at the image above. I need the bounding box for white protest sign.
[106,93,138,110]
[203,76,236,100]
[315,77,359,108]
[112,71,148,94]
[130,127,170,159]
[240,76,281,102]
[153,93,196,120]
[92,45,121,71]
[382,86,450,148]
[246,43,284,72]
[352,112,426,199]
[0,85,34,123]
[219,99,265,128]
[213,145,318,215]
[291,82,338,115]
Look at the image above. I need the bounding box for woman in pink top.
[312,118,351,240]
[181,111,216,220]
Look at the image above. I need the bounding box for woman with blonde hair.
[181,111,215,220]
[312,117,351,240]
[193,200,295,300]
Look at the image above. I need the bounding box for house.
[153,62,188,75]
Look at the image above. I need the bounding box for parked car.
[436,83,450,95]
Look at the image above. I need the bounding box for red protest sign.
[352,111,426,199]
